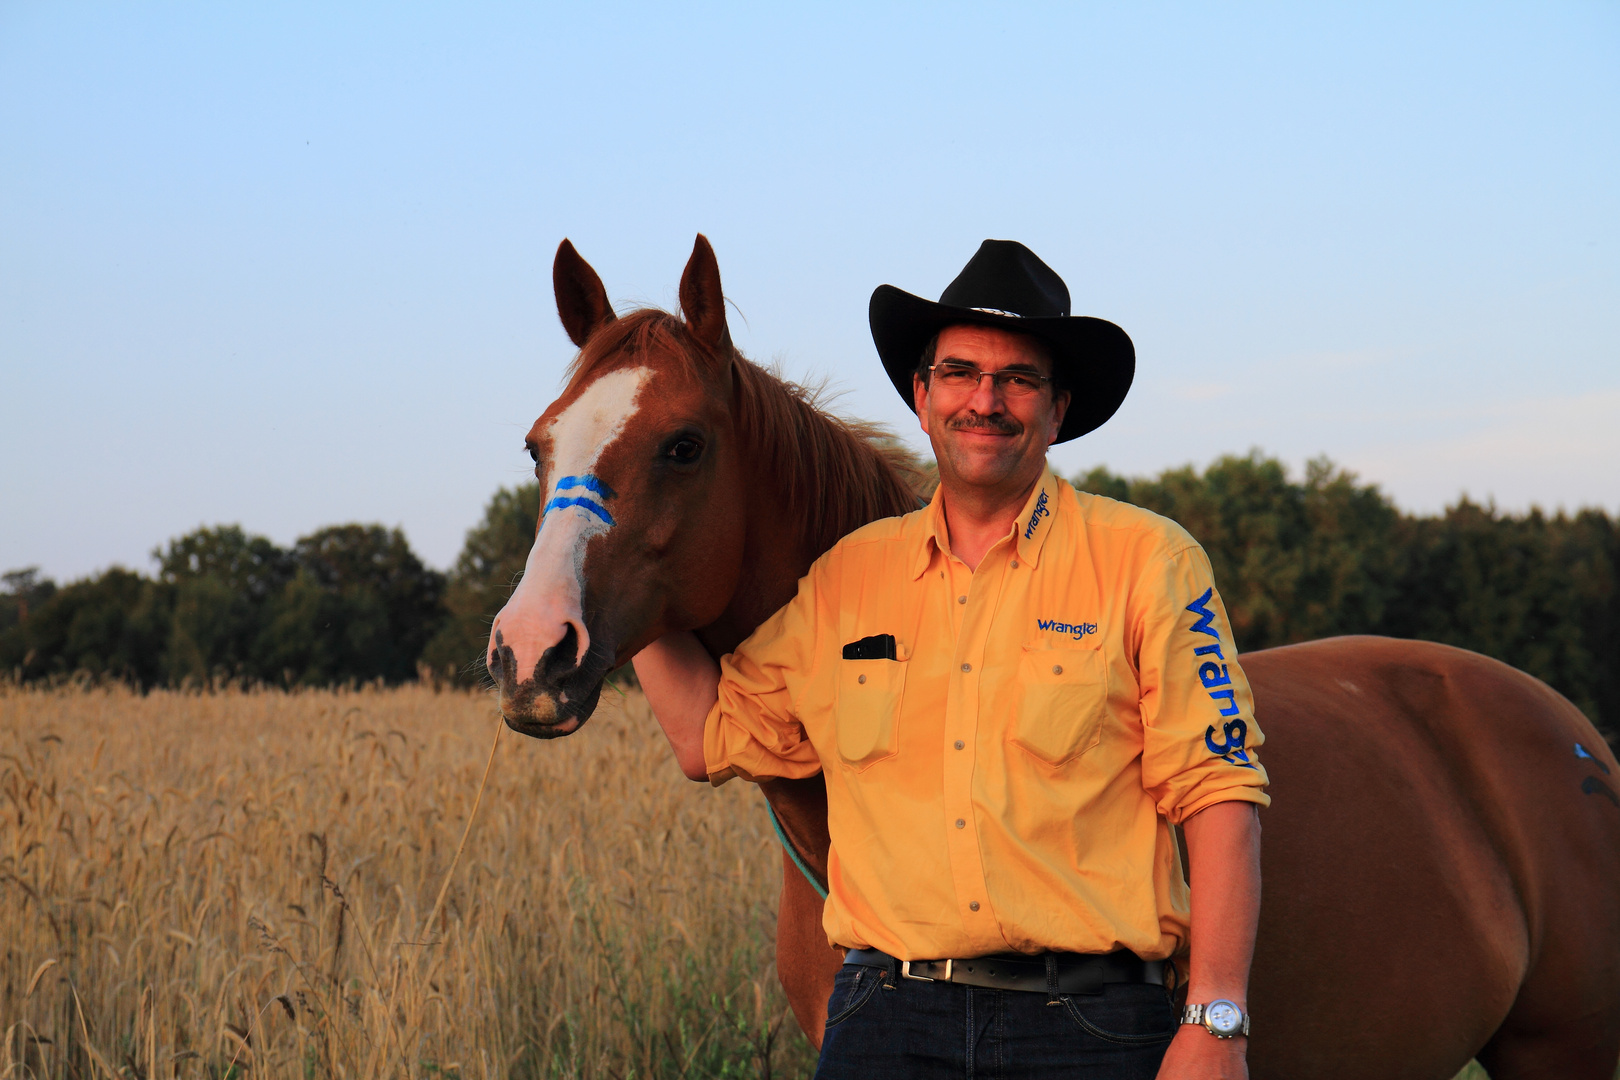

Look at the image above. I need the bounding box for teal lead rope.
[766,801,829,900]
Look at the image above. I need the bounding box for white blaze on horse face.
[495,366,650,680]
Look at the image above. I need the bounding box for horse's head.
[488,235,748,737]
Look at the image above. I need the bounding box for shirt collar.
[1013,466,1062,570]
[910,485,951,580]
[908,465,1063,579]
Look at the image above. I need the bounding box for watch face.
[1205,1000,1243,1035]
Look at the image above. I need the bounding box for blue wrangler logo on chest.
[1037,617,1098,640]
[1185,588,1254,768]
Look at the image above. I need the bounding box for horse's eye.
[667,437,704,464]
[525,444,540,465]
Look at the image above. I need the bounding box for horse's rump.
[1243,635,1620,1079]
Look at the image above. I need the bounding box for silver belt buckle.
[901,959,953,982]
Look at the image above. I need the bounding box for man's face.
[913,324,1071,496]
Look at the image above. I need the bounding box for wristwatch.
[1182,999,1250,1038]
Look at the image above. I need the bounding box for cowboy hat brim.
[870,284,1135,444]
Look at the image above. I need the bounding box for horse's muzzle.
[489,625,608,738]
[501,711,587,740]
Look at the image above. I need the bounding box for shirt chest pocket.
[834,659,908,769]
[1011,646,1108,766]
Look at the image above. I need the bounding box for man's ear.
[678,234,733,354]
[554,239,616,348]
[913,373,932,436]
[1047,389,1072,446]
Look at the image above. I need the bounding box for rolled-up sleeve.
[1136,543,1270,823]
[702,555,834,785]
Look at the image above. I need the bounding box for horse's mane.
[565,309,926,558]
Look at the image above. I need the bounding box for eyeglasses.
[927,360,1053,397]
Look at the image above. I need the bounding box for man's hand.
[1156,1027,1247,1079]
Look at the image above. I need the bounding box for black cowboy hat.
[869,240,1135,443]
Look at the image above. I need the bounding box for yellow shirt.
[703,466,1269,962]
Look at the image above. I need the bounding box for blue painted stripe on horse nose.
[542,474,617,525]
[543,496,615,525]
[555,474,616,499]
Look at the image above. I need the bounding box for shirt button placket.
[950,608,986,941]
[950,656,979,935]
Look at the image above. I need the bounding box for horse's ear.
[554,239,616,348]
[678,234,732,354]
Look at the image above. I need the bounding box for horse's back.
[1243,635,1620,1080]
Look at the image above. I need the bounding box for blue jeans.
[814,961,1178,1079]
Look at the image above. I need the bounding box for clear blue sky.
[3,2,1616,580]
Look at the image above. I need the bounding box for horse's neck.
[693,360,918,657]
[694,479,812,657]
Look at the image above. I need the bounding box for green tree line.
[3,454,1616,744]
[0,524,446,687]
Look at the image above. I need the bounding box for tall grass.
[1,684,814,1079]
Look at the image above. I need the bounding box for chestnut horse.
[488,235,1620,1079]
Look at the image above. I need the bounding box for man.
[635,240,1267,1079]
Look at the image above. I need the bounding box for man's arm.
[1157,800,1261,1080]
[632,631,719,781]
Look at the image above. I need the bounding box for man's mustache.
[947,411,1021,436]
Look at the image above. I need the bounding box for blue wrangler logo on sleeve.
[1185,588,1220,639]
[1205,719,1251,764]
[1185,587,1255,768]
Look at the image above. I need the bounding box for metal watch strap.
[1181,1001,1252,1037]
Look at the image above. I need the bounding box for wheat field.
[0,684,1524,1080]
[1,684,814,1080]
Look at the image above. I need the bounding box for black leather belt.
[844,947,1165,996]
